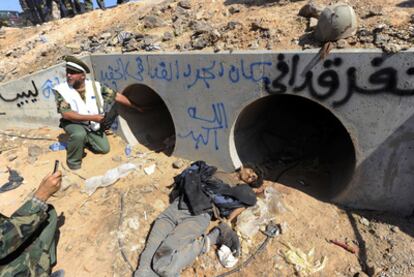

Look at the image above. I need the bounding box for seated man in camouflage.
[0,171,63,277]
[53,56,143,170]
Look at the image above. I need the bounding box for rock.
[144,164,156,175]
[100,32,112,40]
[251,20,269,31]
[362,6,383,18]
[174,6,191,19]
[7,155,17,162]
[249,41,259,49]
[112,155,123,162]
[336,39,349,48]
[192,36,208,49]
[391,226,399,233]
[390,256,397,263]
[172,160,184,169]
[228,6,241,14]
[66,43,82,53]
[143,15,166,28]
[298,1,323,19]
[178,0,191,9]
[360,217,370,226]
[28,145,43,158]
[190,20,213,33]
[162,31,174,41]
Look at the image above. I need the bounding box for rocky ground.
[1,0,414,276]
[1,0,414,83]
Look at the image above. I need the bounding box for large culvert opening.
[117,84,175,155]
[234,95,356,200]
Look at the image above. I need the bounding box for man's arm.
[0,172,61,259]
[115,92,147,113]
[61,111,103,123]
[227,207,246,223]
[0,201,48,259]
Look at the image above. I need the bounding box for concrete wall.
[1,50,413,215]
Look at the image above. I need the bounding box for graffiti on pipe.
[99,57,272,90]
[41,77,61,99]
[266,54,414,107]
[100,55,414,107]
[0,80,39,108]
[178,102,228,150]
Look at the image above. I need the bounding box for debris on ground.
[281,243,327,276]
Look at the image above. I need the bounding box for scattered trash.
[49,142,67,151]
[281,243,327,276]
[264,186,286,215]
[127,217,140,231]
[0,168,24,193]
[218,245,239,268]
[124,144,132,157]
[83,163,136,196]
[236,186,285,239]
[39,35,48,43]
[144,164,156,175]
[329,239,357,254]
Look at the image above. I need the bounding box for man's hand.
[34,171,62,202]
[91,114,104,123]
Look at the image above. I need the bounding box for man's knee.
[152,245,176,276]
[68,128,87,143]
[100,143,110,154]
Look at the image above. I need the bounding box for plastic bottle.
[124,144,132,157]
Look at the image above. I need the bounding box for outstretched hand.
[34,171,62,202]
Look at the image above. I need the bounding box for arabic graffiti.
[266,54,414,107]
[178,102,228,150]
[41,77,61,99]
[99,57,272,90]
[0,80,39,108]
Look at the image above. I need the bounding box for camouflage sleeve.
[53,89,72,114]
[0,200,48,259]
[100,85,117,106]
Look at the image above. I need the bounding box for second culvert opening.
[234,94,356,200]
[117,84,175,155]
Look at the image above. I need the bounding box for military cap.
[64,55,91,74]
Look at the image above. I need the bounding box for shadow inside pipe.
[234,94,356,201]
[117,84,176,155]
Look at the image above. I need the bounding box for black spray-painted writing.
[0,81,39,108]
[266,54,414,107]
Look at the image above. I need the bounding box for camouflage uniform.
[53,83,117,169]
[0,200,57,277]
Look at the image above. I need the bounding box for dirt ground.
[0,127,413,277]
[1,0,414,276]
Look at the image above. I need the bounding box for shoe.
[51,269,65,277]
[216,223,240,257]
[67,162,81,170]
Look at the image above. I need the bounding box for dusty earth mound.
[1,0,414,83]
[1,1,414,277]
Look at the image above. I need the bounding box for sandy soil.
[1,1,414,276]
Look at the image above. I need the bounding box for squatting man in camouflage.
[0,171,63,277]
[134,161,265,277]
[53,56,145,170]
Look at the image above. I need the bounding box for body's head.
[237,164,264,193]
[63,56,90,89]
